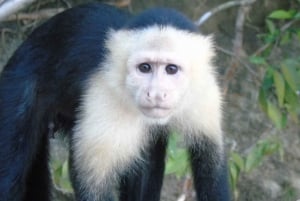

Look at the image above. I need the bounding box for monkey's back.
[0,3,131,132]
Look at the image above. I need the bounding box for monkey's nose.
[147,90,167,103]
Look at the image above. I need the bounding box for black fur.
[0,3,230,201]
[124,7,198,32]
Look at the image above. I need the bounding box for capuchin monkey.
[0,3,230,201]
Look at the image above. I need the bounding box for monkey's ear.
[102,29,134,77]
[106,29,133,52]
[194,34,215,64]
[183,33,216,78]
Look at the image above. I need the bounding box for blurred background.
[0,0,299,200]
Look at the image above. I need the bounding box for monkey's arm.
[189,137,230,201]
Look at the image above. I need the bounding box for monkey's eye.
[165,64,178,75]
[138,63,152,73]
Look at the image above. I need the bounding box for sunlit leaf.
[266,19,276,34]
[245,148,263,172]
[259,139,281,156]
[268,10,293,19]
[281,60,300,92]
[165,149,189,177]
[285,85,300,110]
[165,133,189,177]
[60,160,72,190]
[61,160,69,179]
[229,163,239,190]
[267,101,283,129]
[230,152,245,171]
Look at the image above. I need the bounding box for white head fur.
[105,26,222,141]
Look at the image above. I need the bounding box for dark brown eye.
[138,63,152,73]
[165,64,178,75]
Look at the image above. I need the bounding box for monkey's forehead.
[107,26,214,59]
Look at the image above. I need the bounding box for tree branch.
[222,0,257,94]
[195,0,257,27]
[176,175,194,201]
[0,0,37,21]
[3,8,64,21]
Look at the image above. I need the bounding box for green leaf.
[230,152,244,171]
[60,160,72,190]
[258,87,268,114]
[285,84,299,110]
[268,10,293,19]
[263,30,280,44]
[294,12,300,19]
[258,139,281,156]
[165,149,189,177]
[281,60,300,92]
[61,160,69,179]
[249,56,266,65]
[53,165,62,184]
[267,101,283,129]
[229,163,239,190]
[266,19,276,34]
[245,139,283,172]
[165,133,189,177]
[273,70,285,107]
[245,148,263,172]
[262,67,274,90]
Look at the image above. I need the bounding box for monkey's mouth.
[140,106,172,118]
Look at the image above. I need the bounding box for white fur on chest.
[72,73,148,190]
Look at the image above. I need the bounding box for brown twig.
[216,45,259,80]
[3,8,65,21]
[105,0,131,8]
[223,0,257,94]
[176,175,194,201]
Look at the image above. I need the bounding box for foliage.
[280,182,298,201]
[52,159,73,192]
[229,138,283,199]
[229,6,300,200]
[165,132,190,178]
[251,8,300,129]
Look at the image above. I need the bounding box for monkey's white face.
[105,26,216,123]
[126,51,189,120]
